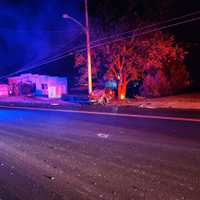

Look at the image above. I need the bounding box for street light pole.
[63,0,93,95]
[84,0,92,95]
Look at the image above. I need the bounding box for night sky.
[0,0,199,88]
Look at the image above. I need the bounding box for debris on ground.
[44,175,55,181]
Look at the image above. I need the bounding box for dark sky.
[0,0,199,87]
[0,0,84,82]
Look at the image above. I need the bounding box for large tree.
[75,31,189,99]
[74,0,190,99]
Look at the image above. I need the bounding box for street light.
[62,0,92,95]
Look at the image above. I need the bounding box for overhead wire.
[90,9,200,45]
[0,10,200,80]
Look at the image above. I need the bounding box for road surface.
[0,107,200,200]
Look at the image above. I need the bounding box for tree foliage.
[75,0,189,99]
[75,31,189,98]
[139,33,189,97]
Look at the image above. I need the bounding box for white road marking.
[50,103,60,106]
[97,133,109,138]
[0,105,200,123]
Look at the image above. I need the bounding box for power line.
[38,12,200,59]
[0,30,84,78]
[89,16,200,50]
[90,10,200,45]
[1,9,199,58]
[0,45,84,80]
[1,11,200,80]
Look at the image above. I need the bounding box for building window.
[41,84,48,90]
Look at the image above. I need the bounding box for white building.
[0,84,9,96]
[8,73,68,98]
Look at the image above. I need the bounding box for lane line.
[0,105,200,123]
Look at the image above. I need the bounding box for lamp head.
[62,14,70,19]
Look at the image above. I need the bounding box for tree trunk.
[118,82,126,100]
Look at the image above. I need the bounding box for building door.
[48,86,56,98]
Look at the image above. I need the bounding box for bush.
[140,64,189,97]
[140,71,170,97]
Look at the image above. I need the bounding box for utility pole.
[84,0,92,95]
[63,0,93,95]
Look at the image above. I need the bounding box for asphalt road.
[0,107,200,200]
